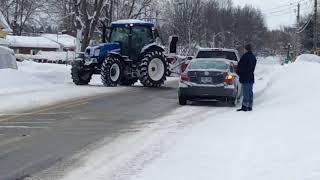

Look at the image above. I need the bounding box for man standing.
[237,44,257,112]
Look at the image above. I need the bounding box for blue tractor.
[71,19,169,87]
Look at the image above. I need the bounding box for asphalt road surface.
[0,80,179,180]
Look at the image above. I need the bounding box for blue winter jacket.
[237,51,257,83]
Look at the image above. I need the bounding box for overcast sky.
[232,0,313,30]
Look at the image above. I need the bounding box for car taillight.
[224,73,234,84]
[180,73,190,81]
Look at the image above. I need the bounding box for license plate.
[201,77,212,83]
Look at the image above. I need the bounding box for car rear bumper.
[178,85,236,100]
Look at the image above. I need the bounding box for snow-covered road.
[59,56,320,180]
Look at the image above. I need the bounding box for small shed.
[0,46,17,69]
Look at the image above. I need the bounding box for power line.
[263,0,308,12]
[263,1,309,14]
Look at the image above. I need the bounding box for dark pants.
[242,83,253,108]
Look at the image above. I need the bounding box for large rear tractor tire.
[71,61,93,85]
[101,56,122,87]
[139,50,168,87]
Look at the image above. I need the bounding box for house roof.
[6,35,60,49]
[41,34,76,49]
[0,12,12,32]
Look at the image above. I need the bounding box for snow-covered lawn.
[0,61,176,114]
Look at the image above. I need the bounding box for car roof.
[197,47,238,53]
[111,19,154,27]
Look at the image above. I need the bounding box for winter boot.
[237,106,248,112]
[248,107,252,111]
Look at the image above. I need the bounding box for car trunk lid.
[188,70,226,85]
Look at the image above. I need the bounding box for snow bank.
[295,54,320,63]
[33,51,75,61]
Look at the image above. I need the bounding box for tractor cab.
[109,20,155,60]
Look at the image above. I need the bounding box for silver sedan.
[178,58,241,106]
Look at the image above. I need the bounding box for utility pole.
[313,0,318,52]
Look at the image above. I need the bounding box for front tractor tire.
[101,56,122,87]
[139,50,168,87]
[71,61,93,85]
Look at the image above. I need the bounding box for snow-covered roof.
[112,19,154,27]
[0,12,12,32]
[6,35,60,49]
[41,34,76,49]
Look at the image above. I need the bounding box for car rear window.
[189,60,228,70]
[196,51,238,61]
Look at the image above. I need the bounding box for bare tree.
[0,0,47,35]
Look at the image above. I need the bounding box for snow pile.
[33,51,75,61]
[6,35,60,49]
[295,54,320,63]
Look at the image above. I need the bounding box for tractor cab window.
[110,27,130,55]
[131,26,154,60]
[110,27,129,42]
[132,27,153,47]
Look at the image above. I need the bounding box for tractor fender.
[107,51,123,60]
[141,43,165,54]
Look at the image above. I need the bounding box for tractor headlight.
[94,48,100,57]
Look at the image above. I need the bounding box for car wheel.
[179,96,187,105]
